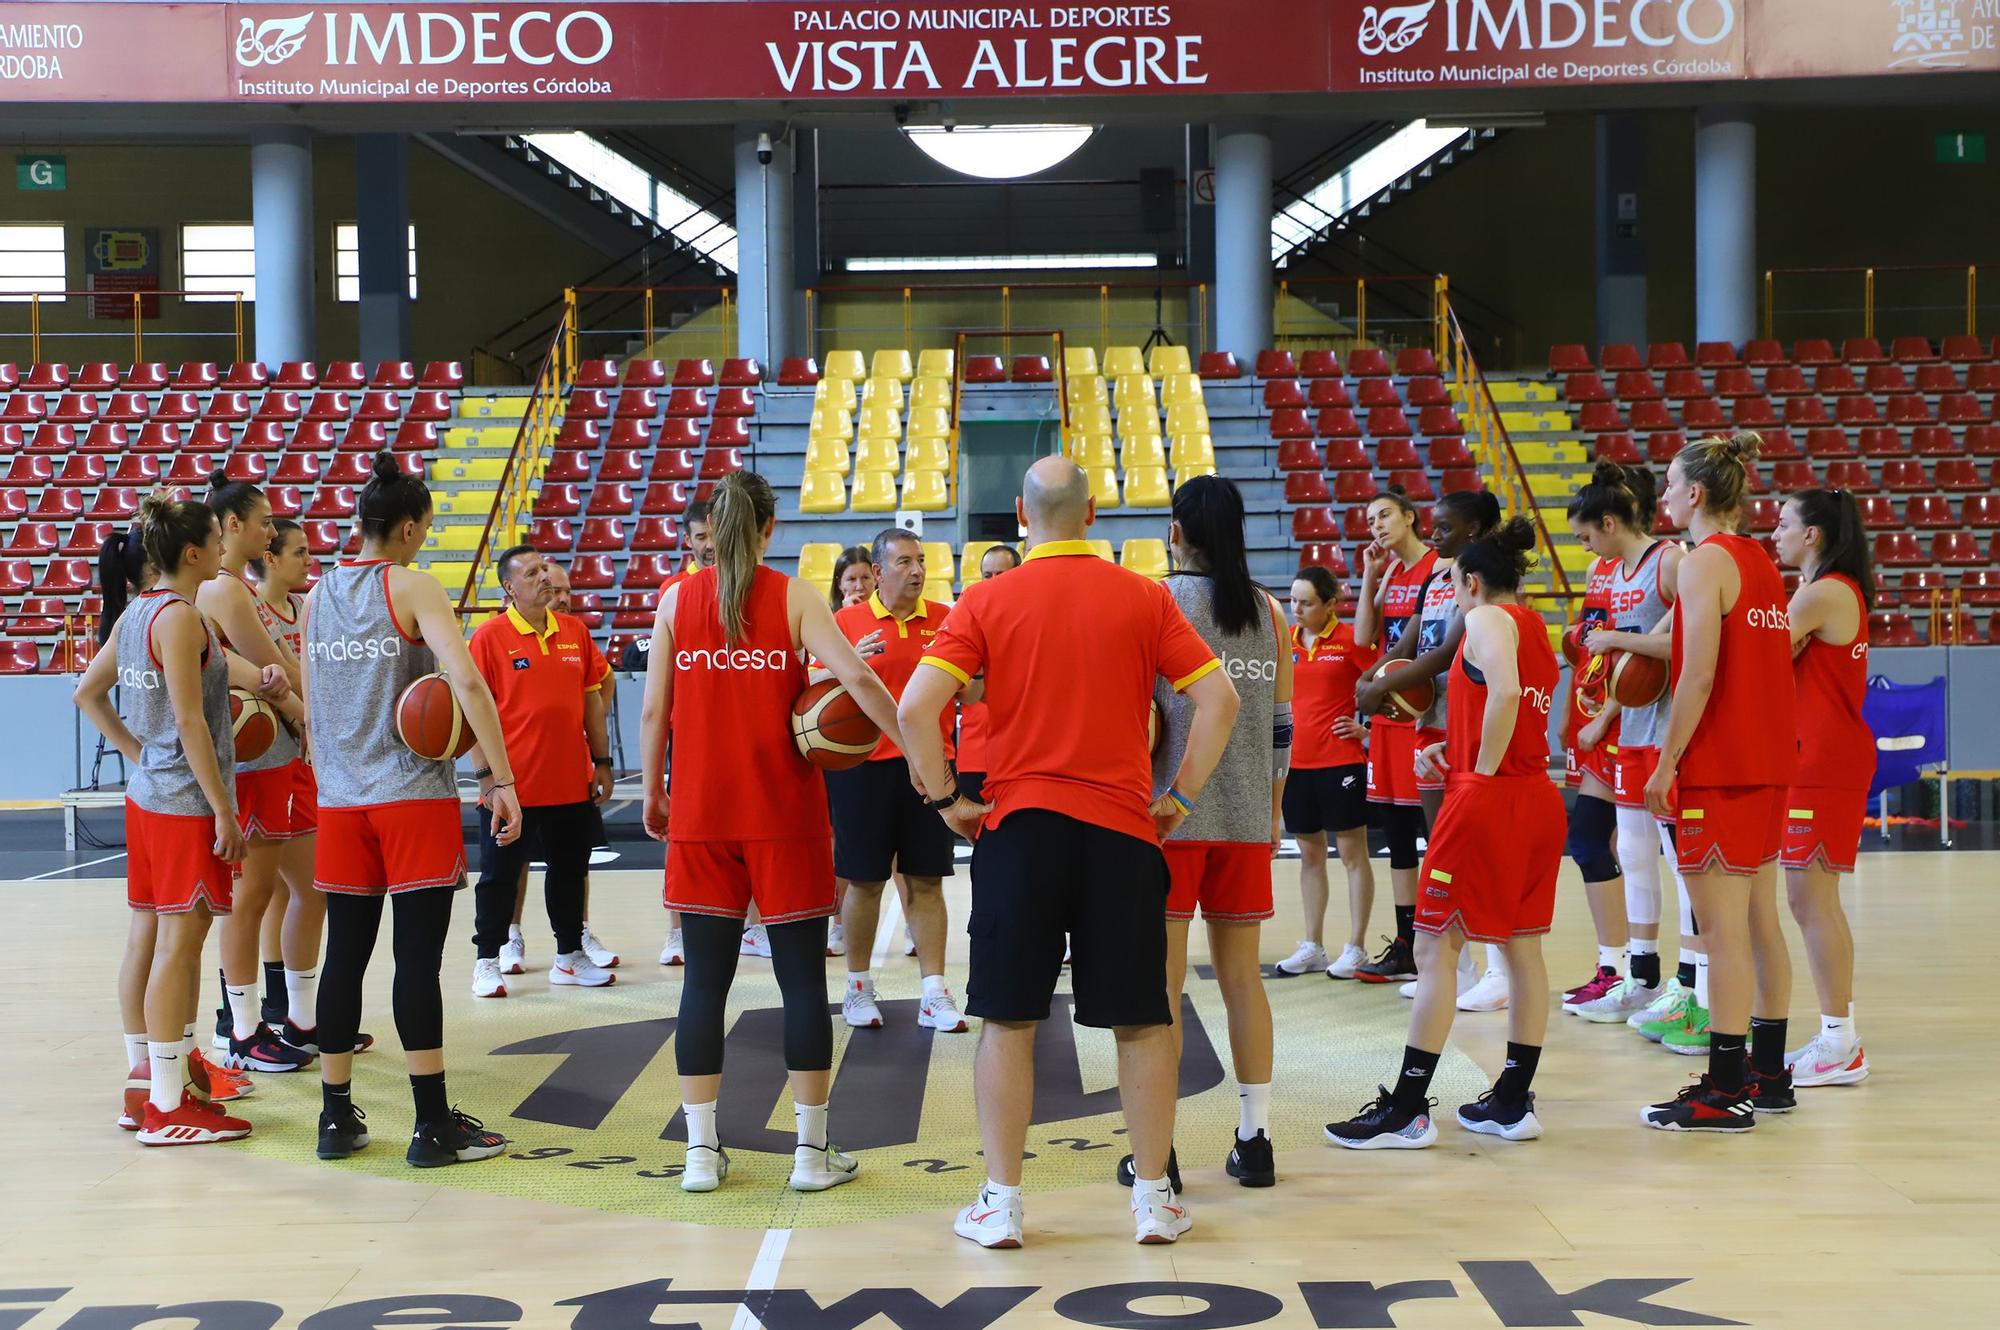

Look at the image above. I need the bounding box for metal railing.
[805,280,1206,368]
[1764,263,1987,343]
[3,290,246,364]
[1275,273,1440,359]
[1,613,101,674]
[949,327,1071,512]
[559,283,735,367]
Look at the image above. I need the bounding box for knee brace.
[1616,805,1662,928]
[1567,793,1621,884]
[1386,804,1425,871]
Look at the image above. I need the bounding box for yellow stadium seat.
[851,470,898,512]
[1086,539,1115,561]
[859,403,903,438]
[910,376,953,411]
[1120,434,1166,469]
[1117,407,1164,444]
[871,348,915,383]
[1165,402,1210,436]
[1063,346,1099,379]
[905,404,951,438]
[805,434,851,474]
[1085,466,1121,510]
[961,540,1002,584]
[1066,373,1108,407]
[1160,373,1204,408]
[1169,432,1215,470]
[800,470,846,514]
[1147,345,1192,377]
[810,405,852,440]
[823,350,865,382]
[1070,432,1115,468]
[922,576,955,606]
[1121,538,1169,579]
[1123,465,1171,508]
[902,469,949,512]
[905,435,951,471]
[1112,373,1156,412]
[921,541,955,586]
[1173,461,1216,487]
[861,376,905,412]
[854,435,901,473]
[1102,345,1146,378]
[1070,402,1112,436]
[916,348,955,379]
[814,376,856,412]
[797,542,841,588]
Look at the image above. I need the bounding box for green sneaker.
[1660,1003,1712,1056]
[1630,981,1691,1039]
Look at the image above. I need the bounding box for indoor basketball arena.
[2,2,1995,1326]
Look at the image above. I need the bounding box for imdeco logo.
[230,9,616,69]
[1358,1,1435,54]
[235,13,313,67]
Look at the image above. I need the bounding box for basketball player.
[1272,565,1378,980]
[954,543,1020,808]
[76,495,260,1145]
[899,455,1240,1248]
[651,501,718,968]
[640,471,903,1194]
[1641,433,1797,1131]
[1774,489,1875,1087]
[829,545,876,610]
[305,453,523,1167]
[198,475,314,1075]
[829,529,964,1033]
[1327,519,1564,1147]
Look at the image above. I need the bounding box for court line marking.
[870,888,906,970]
[24,851,127,881]
[731,1225,791,1330]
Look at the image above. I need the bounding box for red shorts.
[1565,741,1617,792]
[1415,775,1564,944]
[666,836,836,925]
[125,800,233,915]
[314,800,466,895]
[1781,785,1867,873]
[1163,840,1274,922]
[236,765,301,841]
[1611,744,1661,812]
[291,760,319,835]
[1367,723,1444,806]
[1675,785,1786,876]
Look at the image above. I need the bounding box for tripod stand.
[1140,283,1174,358]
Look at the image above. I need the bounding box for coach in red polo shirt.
[467,545,616,996]
[899,456,1240,1249]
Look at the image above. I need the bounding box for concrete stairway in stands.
[418,390,532,600]
[1487,373,1594,600]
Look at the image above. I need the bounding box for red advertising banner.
[0,0,1993,104]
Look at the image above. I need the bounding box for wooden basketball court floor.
[1,843,1993,1330]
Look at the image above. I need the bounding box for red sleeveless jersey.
[1445,603,1558,780]
[1564,556,1620,747]
[1792,573,1874,791]
[1375,547,1437,730]
[668,565,829,841]
[1672,533,1797,789]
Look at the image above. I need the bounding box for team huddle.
[78,427,1875,1244]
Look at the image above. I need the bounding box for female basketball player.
[1641,433,1797,1132]
[1774,488,1875,1088]
[1130,476,1290,1190]
[1272,565,1378,981]
[1327,519,1565,1148]
[639,471,905,1194]
[829,545,875,610]
[305,453,523,1167]
[198,475,313,1075]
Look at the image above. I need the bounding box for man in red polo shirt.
[900,456,1240,1249]
[467,545,616,998]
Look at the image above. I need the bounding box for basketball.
[1149,697,1166,753]
[394,672,476,761]
[228,689,277,764]
[1607,649,1669,709]
[1369,658,1434,721]
[1561,622,1591,671]
[791,678,879,770]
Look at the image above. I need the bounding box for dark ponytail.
[1457,516,1538,594]
[1567,461,1642,529]
[96,525,148,644]
[1436,486,1501,538]
[1170,473,1260,635]
[1791,488,1877,610]
[356,452,432,541]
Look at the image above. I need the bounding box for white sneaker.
[1785,1030,1869,1086]
[659,928,685,967]
[1400,954,1478,1000]
[826,920,847,957]
[955,1187,1024,1248]
[580,926,619,970]
[472,957,508,999]
[741,925,772,958]
[498,928,526,975]
[551,951,616,988]
[1398,980,1418,999]
[1575,976,1661,1023]
[1456,969,1510,1012]
[1131,1183,1192,1244]
[1628,977,1688,1030]
[1062,941,1072,967]
[843,978,883,1029]
[903,923,917,957]
[919,987,967,1032]
[681,1144,728,1192]
[1325,943,1368,979]
[1273,939,1329,977]
[789,1142,859,1191]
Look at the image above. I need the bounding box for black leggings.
[1383,803,1427,871]
[676,912,832,1077]
[316,886,455,1057]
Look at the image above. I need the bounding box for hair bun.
[370,451,401,482]
[1495,515,1538,555]
[207,466,230,491]
[138,488,175,523]
[1590,461,1630,488]
[1725,429,1763,462]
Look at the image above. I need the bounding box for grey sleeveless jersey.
[1151,576,1278,844]
[305,562,456,809]
[115,590,233,816]
[1611,541,1674,748]
[1412,563,1459,730]
[219,573,298,773]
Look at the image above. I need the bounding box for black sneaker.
[1354,936,1417,984]
[1225,1130,1275,1187]
[1747,1066,1797,1114]
[1640,1074,1757,1132]
[1114,1146,1182,1194]
[1325,1086,1438,1149]
[317,1105,370,1160]
[227,1022,314,1073]
[1455,1089,1543,1141]
[407,1108,508,1168]
[281,1020,376,1057]
[261,997,287,1029]
[212,998,232,1051]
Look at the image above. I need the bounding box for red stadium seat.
[1416,405,1462,438]
[613,591,660,629]
[1298,543,1350,576]
[1936,458,1985,491]
[151,392,199,424]
[1841,338,1887,365]
[122,362,169,390]
[1576,402,1626,433]
[1387,469,1435,501]
[1910,425,1956,456]
[664,388,707,419]
[574,359,620,390]
[1941,334,1989,363]
[1599,344,1643,372]
[0,642,38,672]
[1823,460,1876,492]
[315,361,365,390]
[1814,365,1861,395]
[621,360,666,390]
[1547,344,1592,374]
[649,449,696,482]
[1803,427,1852,459]
[1782,396,1828,426]
[1696,341,1741,369]
[254,391,301,423]
[555,419,601,451]
[617,388,662,420]
[778,357,821,386]
[1770,461,1817,492]
[62,521,112,556]
[1347,348,1391,378]
[223,453,268,484]
[0,560,28,596]
[418,361,464,390]
[1405,377,1450,409]
[1315,407,1361,439]
[1010,356,1054,383]
[568,555,616,590]
[598,450,645,483]
[543,453,591,485]
[1259,350,1302,378]
[1662,369,1707,401]
[1712,367,1758,399]
[1834,396,1881,425]
[1,455,53,485]
[1679,399,1726,431]
[632,517,681,551]
[530,519,575,553]
[88,488,140,519]
[364,362,413,391]
[705,418,751,449]
[302,521,339,555]
[1438,469,1480,496]
[623,555,677,589]
[1869,612,1919,647]
[1743,499,1781,533]
[670,359,713,388]
[1858,426,1907,457]
[532,485,581,518]
[1647,430,1686,463]
[204,393,251,424]
[1324,437,1369,470]
[103,392,149,424]
[31,489,83,519]
[1962,569,2000,605]
[1198,351,1242,380]
[271,362,315,390]
[1616,371,1662,402]
[566,391,609,421]
[26,424,78,454]
[405,391,450,422]
[1263,379,1305,410]
[1763,365,1809,396]
[586,484,635,516]
[109,455,162,487]
[1880,460,1927,492]
[1874,532,1924,566]
[1564,372,1610,404]
[1864,364,1912,394]
[4,522,56,555]
[0,395,46,425]
[1891,336,1936,364]
[335,420,385,453]
[1965,497,2000,531]
[265,486,302,519]
[699,448,745,480]
[37,559,91,593]
[1290,507,1338,542]
[169,362,217,390]
[1646,342,1691,370]
[1968,425,2000,456]
[1268,409,1313,441]
[642,483,690,516]
[134,422,184,454]
[1366,407,1412,437]
[712,387,756,417]
[22,364,68,392]
[228,420,279,453]
[577,518,628,552]
[305,392,352,422]
[962,356,1006,384]
[720,358,763,387]
[1935,532,1985,566]
[1939,392,1987,423]
[1967,363,2000,393]
[1886,394,1935,425]
[273,454,322,485]
[1630,400,1678,432]
[1276,439,1322,472]
[1791,339,1836,366]
[1906,496,1957,528]
[1333,472,1379,504]
[1284,472,1331,504]
[324,454,378,485]
[217,362,266,391]
[1376,438,1421,469]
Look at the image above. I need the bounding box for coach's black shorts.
[1282,763,1370,836]
[826,756,957,881]
[966,808,1171,1029]
[957,770,986,808]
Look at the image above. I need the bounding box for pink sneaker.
[1562,966,1620,1013]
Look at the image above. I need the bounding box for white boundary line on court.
[731,1225,791,1330]
[24,851,127,881]
[869,888,906,970]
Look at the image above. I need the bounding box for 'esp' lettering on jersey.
[308,636,403,662]
[1745,607,1791,631]
[676,646,791,671]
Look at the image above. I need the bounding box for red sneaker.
[119,1065,147,1130]
[189,1047,255,1103]
[1562,966,1621,1013]
[137,1091,252,1145]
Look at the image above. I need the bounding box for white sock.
[147,1041,181,1113]
[225,983,258,1041]
[1598,944,1626,971]
[1237,1081,1271,1138]
[285,967,318,1028]
[123,1032,148,1071]
[1822,1008,1855,1044]
[1484,945,1510,977]
[1694,954,1711,1007]
[848,970,872,994]
[921,973,947,1002]
[1679,946,1701,973]
[1135,1174,1172,1197]
[1629,937,1658,959]
[180,1023,196,1059]
[982,1178,1022,1202]
[794,1100,828,1150]
[684,1100,718,1150]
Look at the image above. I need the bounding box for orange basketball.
[1369,658,1434,721]
[395,672,475,761]
[228,689,277,764]
[792,678,879,771]
[1560,622,1591,671]
[1607,649,1669,709]
[1148,697,1166,754]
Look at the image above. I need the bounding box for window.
[182,224,255,302]
[0,225,66,303]
[334,223,418,302]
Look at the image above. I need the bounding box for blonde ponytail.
[1680,430,1760,516]
[711,471,777,645]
